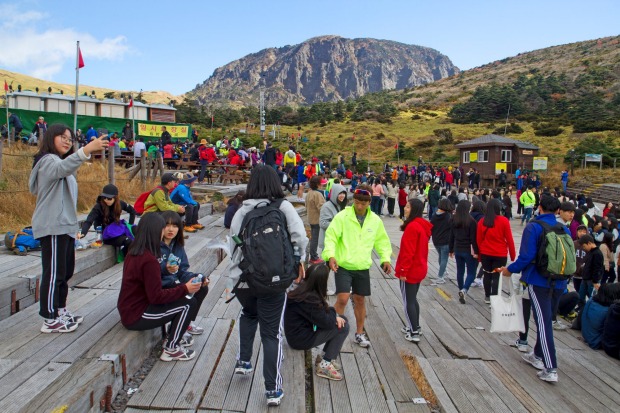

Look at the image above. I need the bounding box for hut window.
[501,150,512,162]
[463,151,470,163]
[477,150,489,162]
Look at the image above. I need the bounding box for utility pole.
[259,77,265,139]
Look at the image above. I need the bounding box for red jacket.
[117,251,188,326]
[395,218,433,283]
[476,217,516,260]
[398,189,408,206]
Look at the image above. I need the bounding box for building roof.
[455,134,539,150]
[148,103,177,111]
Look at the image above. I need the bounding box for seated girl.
[581,283,620,349]
[80,184,136,256]
[117,213,202,361]
[160,211,209,335]
[284,264,349,381]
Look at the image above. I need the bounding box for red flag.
[3,80,7,92]
[394,144,399,149]
[128,98,133,108]
[211,115,214,123]
[78,47,85,69]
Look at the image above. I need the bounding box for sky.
[0,0,618,96]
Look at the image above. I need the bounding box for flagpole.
[210,113,213,142]
[73,41,80,136]
[5,83,10,148]
[397,138,400,165]
[131,94,136,166]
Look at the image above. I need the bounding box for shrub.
[433,128,453,144]
[493,123,524,135]
[534,123,564,137]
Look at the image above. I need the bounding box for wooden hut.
[455,134,540,186]
[148,103,176,123]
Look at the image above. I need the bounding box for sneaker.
[184,226,197,233]
[265,389,284,406]
[552,321,568,331]
[315,355,341,371]
[160,346,195,361]
[401,326,422,335]
[471,278,483,288]
[164,333,194,348]
[522,352,544,370]
[309,258,325,265]
[235,360,253,375]
[484,296,491,304]
[515,339,529,353]
[41,318,78,333]
[316,360,343,381]
[187,322,204,335]
[404,332,421,343]
[326,290,336,296]
[192,223,205,230]
[354,333,371,348]
[60,310,84,324]
[537,368,558,383]
[566,311,578,320]
[458,290,466,304]
[431,278,446,286]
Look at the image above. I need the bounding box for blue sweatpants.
[529,285,561,369]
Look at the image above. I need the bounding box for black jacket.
[431,212,452,247]
[582,247,604,283]
[284,297,338,350]
[449,219,479,254]
[81,200,136,235]
[602,303,620,359]
[264,147,276,165]
[471,211,484,223]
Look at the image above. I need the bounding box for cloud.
[0,4,130,80]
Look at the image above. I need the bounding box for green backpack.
[534,220,577,280]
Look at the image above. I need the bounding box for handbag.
[490,274,525,333]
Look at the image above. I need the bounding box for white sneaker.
[537,368,558,383]
[354,333,371,348]
[515,339,529,353]
[326,290,336,296]
[431,278,446,286]
[522,352,544,370]
[552,321,568,331]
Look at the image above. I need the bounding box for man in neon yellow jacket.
[322,184,392,348]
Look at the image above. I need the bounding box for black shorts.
[335,267,371,296]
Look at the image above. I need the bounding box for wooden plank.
[340,352,371,413]
[428,358,477,412]
[221,331,262,412]
[458,360,512,413]
[0,362,70,412]
[174,318,230,409]
[422,305,483,360]
[416,357,458,413]
[352,349,391,413]
[312,348,333,413]
[469,360,531,413]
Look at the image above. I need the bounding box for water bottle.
[186,274,203,299]
[95,226,103,242]
[75,233,86,251]
[167,253,179,274]
[293,245,301,263]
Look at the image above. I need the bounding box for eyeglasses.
[354,189,371,196]
[58,134,74,143]
[102,197,114,201]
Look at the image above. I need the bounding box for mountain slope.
[189,35,459,106]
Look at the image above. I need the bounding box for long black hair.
[244,164,285,201]
[287,263,329,312]
[128,213,165,257]
[160,210,185,247]
[593,283,620,306]
[401,199,425,231]
[33,124,76,167]
[453,200,473,228]
[483,199,502,228]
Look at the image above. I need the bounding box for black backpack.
[235,199,296,295]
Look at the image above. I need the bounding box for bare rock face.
[189,35,459,106]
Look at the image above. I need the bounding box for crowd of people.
[27,123,620,406]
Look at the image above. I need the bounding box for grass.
[401,353,439,410]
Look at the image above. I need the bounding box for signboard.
[522,150,533,155]
[470,152,478,162]
[532,157,548,170]
[495,162,507,174]
[138,123,189,138]
[585,153,602,162]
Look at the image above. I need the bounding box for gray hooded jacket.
[228,198,309,284]
[318,183,347,249]
[29,148,90,239]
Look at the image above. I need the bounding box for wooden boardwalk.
[0,197,617,412]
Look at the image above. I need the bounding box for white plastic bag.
[490,275,525,333]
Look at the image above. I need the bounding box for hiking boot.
[522,352,544,370]
[184,226,197,233]
[160,346,195,361]
[404,332,421,343]
[309,258,325,265]
[354,333,371,348]
[41,318,78,333]
[315,355,341,371]
[515,339,529,353]
[316,360,343,381]
[60,310,84,324]
[235,360,253,375]
[552,320,568,331]
[187,322,204,335]
[537,368,558,383]
[458,290,466,304]
[192,223,205,230]
[265,389,284,406]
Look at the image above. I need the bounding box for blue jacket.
[507,213,569,290]
[581,300,609,349]
[561,171,569,182]
[170,184,197,206]
[160,241,197,288]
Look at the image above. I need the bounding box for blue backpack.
[4,227,41,255]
